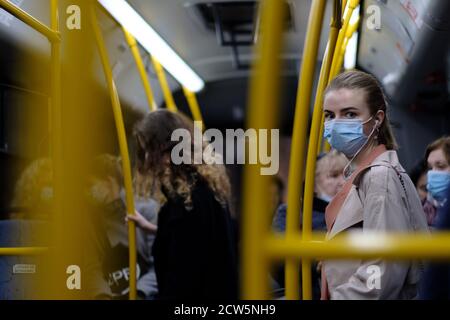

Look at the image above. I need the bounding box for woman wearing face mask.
[425,137,450,212]
[419,137,450,299]
[321,70,429,300]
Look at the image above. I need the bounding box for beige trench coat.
[324,150,429,299]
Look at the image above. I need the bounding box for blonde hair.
[315,150,347,179]
[11,158,53,210]
[425,136,450,166]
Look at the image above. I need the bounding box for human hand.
[126,210,157,234]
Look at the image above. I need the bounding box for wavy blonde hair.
[134,110,231,210]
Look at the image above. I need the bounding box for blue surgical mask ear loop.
[343,117,380,178]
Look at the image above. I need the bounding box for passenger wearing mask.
[425,136,450,215]
[128,110,238,300]
[419,136,450,299]
[271,150,346,299]
[321,70,429,300]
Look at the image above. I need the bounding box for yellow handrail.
[0,247,49,255]
[301,0,342,300]
[285,0,326,300]
[0,0,60,42]
[242,0,286,299]
[335,17,360,73]
[151,56,178,112]
[266,233,450,260]
[49,0,63,249]
[123,28,157,112]
[182,86,204,125]
[90,6,137,300]
[329,0,360,78]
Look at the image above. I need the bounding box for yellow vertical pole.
[316,113,326,156]
[122,28,157,112]
[242,0,285,299]
[90,6,137,300]
[301,0,342,300]
[151,56,178,112]
[182,86,204,125]
[329,0,360,78]
[335,17,360,72]
[285,0,326,300]
[50,0,63,264]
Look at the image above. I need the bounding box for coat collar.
[326,148,403,239]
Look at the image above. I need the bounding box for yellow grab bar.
[335,17,360,73]
[49,0,64,247]
[182,86,204,125]
[329,0,360,78]
[0,0,60,42]
[285,0,326,300]
[242,0,286,299]
[122,28,157,112]
[266,232,450,260]
[301,0,342,300]
[90,6,137,300]
[0,247,49,255]
[151,56,178,112]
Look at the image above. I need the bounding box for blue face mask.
[427,170,450,203]
[323,118,372,158]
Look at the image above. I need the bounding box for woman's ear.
[375,110,385,127]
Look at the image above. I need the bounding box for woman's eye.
[324,113,334,120]
[345,112,357,118]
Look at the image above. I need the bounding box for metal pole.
[151,56,178,112]
[285,0,326,300]
[123,28,157,112]
[301,0,342,299]
[90,6,137,300]
[242,0,286,299]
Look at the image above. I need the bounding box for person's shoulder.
[357,163,398,194]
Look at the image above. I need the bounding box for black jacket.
[152,176,238,300]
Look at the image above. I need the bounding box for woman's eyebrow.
[340,107,359,112]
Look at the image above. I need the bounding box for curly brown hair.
[134,110,231,209]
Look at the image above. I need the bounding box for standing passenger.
[419,136,450,299]
[425,136,450,216]
[321,70,429,299]
[128,110,238,300]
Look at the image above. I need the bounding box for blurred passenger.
[271,150,346,299]
[409,160,436,226]
[419,186,450,299]
[87,154,159,300]
[10,158,53,219]
[273,150,346,233]
[2,158,51,299]
[409,160,428,202]
[269,176,284,220]
[321,70,428,299]
[425,137,450,220]
[129,110,238,300]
